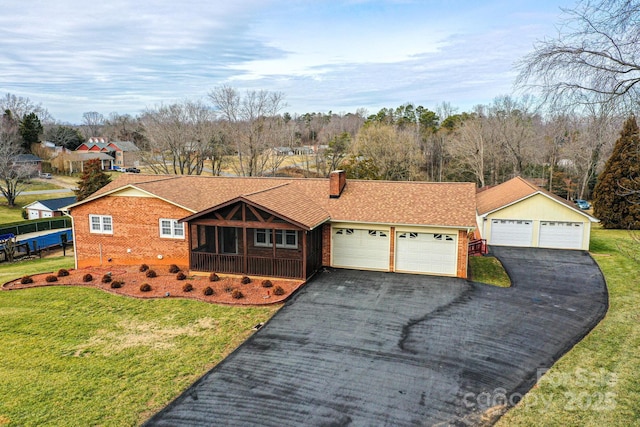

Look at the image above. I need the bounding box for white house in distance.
[23,196,76,220]
[476,177,598,250]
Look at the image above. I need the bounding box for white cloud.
[0,0,568,122]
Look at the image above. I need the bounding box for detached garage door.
[27,209,40,220]
[539,221,583,249]
[396,232,457,275]
[490,219,533,247]
[333,228,389,270]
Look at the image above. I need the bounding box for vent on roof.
[329,170,346,198]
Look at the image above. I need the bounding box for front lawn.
[497,227,640,426]
[0,259,278,426]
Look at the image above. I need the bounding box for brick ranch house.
[64,171,477,280]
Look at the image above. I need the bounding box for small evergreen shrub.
[45,275,58,283]
[168,264,180,274]
[102,274,112,284]
[223,284,234,293]
[111,280,124,289]
[261,279,273,288]
[20,276,33,285]
[182,283,193,292]
[241,276,251,284]
[57,269,70,277]
[140,283,151,292]
[273,285,286,296]
[82,273,93,283]
[203,286,214,296]
[146,269,157,278]
[231,289,244,299]
[139,264,149,272]
[176,272,187,280]
[209,273,220,282]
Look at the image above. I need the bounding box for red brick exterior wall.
[457,230,469,278]
[389,226,395,272]
[321,223,331,266]
[70,196,191,268]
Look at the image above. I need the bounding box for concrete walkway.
[144,247,608,426]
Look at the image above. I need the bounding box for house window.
[159,219,185,239]
[254,229,298,249]
[89,215,113,234]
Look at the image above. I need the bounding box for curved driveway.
[145,247,608,426]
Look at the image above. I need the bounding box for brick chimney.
[329,170,346,198]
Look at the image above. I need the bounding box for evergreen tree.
[592,116,640,229]
[18,112,43,152]
[75,159,111,201]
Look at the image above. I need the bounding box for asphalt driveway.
[144,247,608,426]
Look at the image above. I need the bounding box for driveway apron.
[144,247,608,426]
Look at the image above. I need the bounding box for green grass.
[0,256,74,284]
[497,226,640,426]
[0,258,278,426]
[469,255,511,287]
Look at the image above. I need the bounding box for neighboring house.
[12,154,42,174]
[76,139,141,169]
[58,151,114,173]
[476,176,598,250]
[65,171,477,280]
[23,196,76,220]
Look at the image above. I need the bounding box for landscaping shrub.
[176,272,186,280]
[231,289,244,299]
[57,269,70,277]
[273,285,286,296]
[102,274,112,284]
[140,283,151,292]
[168,264,180,274]
[182,283,193,292]
[111,281,124,289]
[45,275,58,283]
[82,273,93,283]
[146,269,157,278]
[139,264,149,272]
[241,275,251,284]
[209,273,220,282]
[20,276,33,285]
[261,279,273,288]
[223,284,234,293]
[203,286,214,296]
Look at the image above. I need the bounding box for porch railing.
[468,239,488,256]
[190,252,303,279]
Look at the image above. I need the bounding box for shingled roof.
[476,176,593,218]
[71,174,478,230]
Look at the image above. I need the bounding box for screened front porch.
[186,201,323,279]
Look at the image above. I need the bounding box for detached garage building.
[23,196,76,220]
[476,177,598,250]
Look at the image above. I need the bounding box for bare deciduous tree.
[82,111,105,138]
[516,0,640,110]
[209,86,286,176]
[1,114,38,207]
[139,101,218,175]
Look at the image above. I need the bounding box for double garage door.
[490,219,583,249]
[332,228,457,275]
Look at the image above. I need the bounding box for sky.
[0,0,573,123]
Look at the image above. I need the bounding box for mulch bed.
[1,264,304,306]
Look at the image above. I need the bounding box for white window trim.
[159,219,185,239]
[254,229,298,249]
[89,214,113,234]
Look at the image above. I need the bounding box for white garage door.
[42,211,53,218]
[490,219,533,247]
[539,221,583,249]
[396,232,457,275]
[28,209,40,220]
[332,228,389,270]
